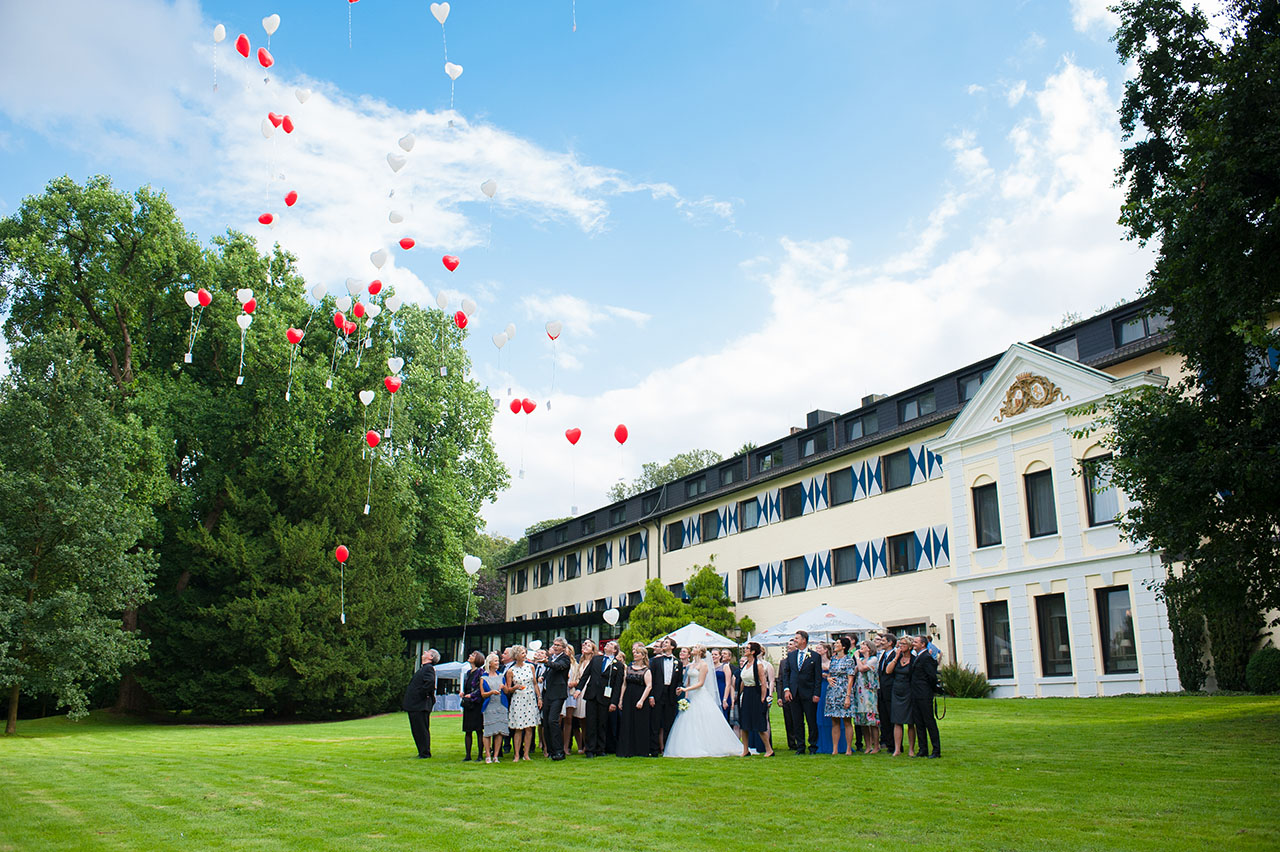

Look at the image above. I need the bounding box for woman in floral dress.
[853,639,882,754]
[824,637,856,754]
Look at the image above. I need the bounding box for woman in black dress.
[616,642,653,757]
[461,650,485,761]
[885,637,914,757]
[735,642,775,757]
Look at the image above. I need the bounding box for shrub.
[1245,647,1280,694]
[938,662,993,698]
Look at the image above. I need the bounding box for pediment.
[932,343,1165,452]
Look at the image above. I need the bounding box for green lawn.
[2,695,1277,851]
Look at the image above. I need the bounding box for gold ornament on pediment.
[993,372,1068,422]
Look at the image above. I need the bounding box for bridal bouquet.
[677,698,690,712]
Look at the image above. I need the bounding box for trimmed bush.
[938,662,993,698]
[1245,646,1280,694]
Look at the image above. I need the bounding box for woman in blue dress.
[825,637,856,754]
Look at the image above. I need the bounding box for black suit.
[877,649,895,745]
[909,651,941,757]
[579,655,622,756]
[542,652,571,758]
[649,654,683,755]
[777,654,797,750]
[401,659,436,758]
[784,647,822,753]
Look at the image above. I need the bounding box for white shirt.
[663,656,674,684]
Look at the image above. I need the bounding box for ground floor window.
[1035,593,1072,676]
[1097,585,1138,674]
[982,600,1013,679]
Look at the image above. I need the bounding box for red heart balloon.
[333,311,346,328]
[243,298,256,314]
[454,310,468,329]
[258,47,274,68]
[509,399,522,414]
[352,302,366,319]
[235,33,250,57]
[284,190,298,207]
[442,255,460,272]
[367,279,382,295]
[344,320,357,335]
[565,427,581,445]
[384,375,402,394]
[197,288,212,307]
[399,237,415,250]
[281,115,294,134]
[614,424,628,445]
[521,398,536,414]
[268,111,283,128]
[258,213,274,225]
[286,328,304,345]
[365,430,381,448]
[335,545,349,563]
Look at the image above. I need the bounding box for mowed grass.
[2,695,1278,852]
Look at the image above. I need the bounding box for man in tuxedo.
[648,636,682,756]
[782,630,821,754]
[909,635,941,758]
[541,637,571,760]
[402,648,438,758]
[579,639,623,757]
[777,637,798,752]
[875,632,897,751]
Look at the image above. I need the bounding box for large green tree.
[617,579,688,651]
[0,176,507,719]
[685,559,753,639]
[0,332,168,733]
[1088,1,1279,689]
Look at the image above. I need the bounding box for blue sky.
[0,0,1165,537]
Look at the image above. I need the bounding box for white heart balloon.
[213,24,226,43]
[295,88,312,104]
[385,294,403,313]
[365,303,382,319]
[236,314,253,330]
[261,118,275,139]
[603,608,620,626]
[480,179,497,198]
[430,2,450,25]
[505,322,516,340]
[528,640,543,652]
[545,320,563,339]
[336,295,353,312]
[462,553,482,575]
[183,291,200,308]
[387,153,407,173]
[236,288,254,305]
[387,357,405,374]
[370,249,388,269]
[388,210,404,224]
[262,14,280,36]
[310,283,327,300]
[345,277,363,297]
[359,389,375,407]
[435,292,449,310]
[492,332,507,349]
[461,297,477,316]
[398,133,415,152]
[444,62,463,81]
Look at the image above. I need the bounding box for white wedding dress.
[663,660,743,758]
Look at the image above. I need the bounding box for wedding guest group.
[429,630,942,761]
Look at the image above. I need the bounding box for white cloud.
[481,59,1155,537]
[1007,80,1028,107]
[967,84,986,96]
[1070,0,1119,33]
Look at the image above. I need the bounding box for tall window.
[738,498,760,530]
[628,591,643,606]
[741,567,763,601]
[887,532,917,575]
[900,389,937,423]
[758,449,782,473]
[1097,586,1138,674]
[883,450,912,491]
[701,509,719,542]
[1082,455,1120,526]
[829,468,854,505]
[626,532,643,563]
[668,582,686,601]
[845,410,879,441]
[1024,469,1058,537]
[972,482,1001,547]
[784,557,806,593]
[565,553,581,580]
[538,561,553,586]
[665,523,683,552]
[515,569,528,593]
[686,476,707,499]
[781,483,804,520]
[594,543,609,572]
[1035,594,1072,676]
[982,600,1013,679]
[833,545,856,584]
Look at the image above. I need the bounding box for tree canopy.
[605,450,723,502]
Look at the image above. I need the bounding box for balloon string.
[348,3,353,49]
[573,0,577,32]
[441,24,448,62]
[450,79,455,112]
[340,563,346,624]
[212,44,218,91]
[486,198,493,248]
[285,343,299,400]
[385,392,396,435]
[550,340,557,404]
[330,334,341,380]
[365,445,376,512]
[237,328,247,384]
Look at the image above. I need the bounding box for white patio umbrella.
[782,604,882,638]
[646,621,739,649]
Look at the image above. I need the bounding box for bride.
[664,644,745,758]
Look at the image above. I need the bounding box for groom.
[649,636,682,757]
[783,630,821,754]
[541,637,571,760]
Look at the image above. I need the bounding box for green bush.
[938,662,993,698]
[1245,646,1280,694]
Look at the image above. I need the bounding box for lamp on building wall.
[929,622,939,638]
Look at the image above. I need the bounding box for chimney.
[806,409,839,429]
[861,394,887,407]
